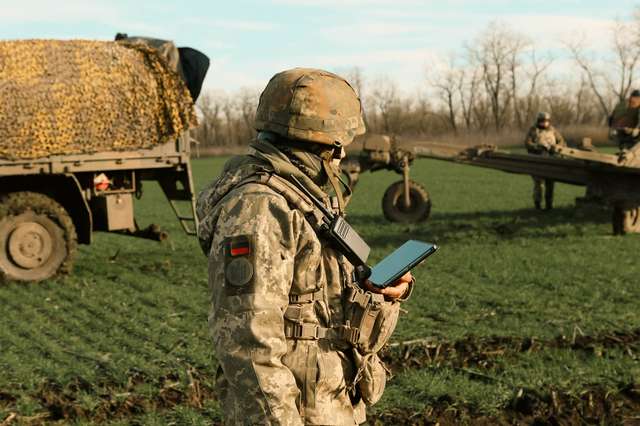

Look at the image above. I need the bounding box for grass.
[1,153,639,424]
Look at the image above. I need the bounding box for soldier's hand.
[363,271,413,301]
[619,149,632,164]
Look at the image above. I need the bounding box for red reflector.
[230,246,250,256]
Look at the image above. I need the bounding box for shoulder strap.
[234,172,328,234]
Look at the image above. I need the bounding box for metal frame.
[1,136,198,238]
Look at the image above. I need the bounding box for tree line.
[193,12,640,147]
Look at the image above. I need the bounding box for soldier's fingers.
[380,282,409,300]
[387,272,412,287]
[397,271,413,284]
[362,280,384,294]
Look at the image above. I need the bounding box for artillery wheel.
[0,192,77,283]
[382,180,431,223]
[612,204,640,235]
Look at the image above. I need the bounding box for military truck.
[0,36,209,282]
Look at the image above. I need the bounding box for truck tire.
[612,204,640,235]
[382,180,431,223]
[0,192,77,282]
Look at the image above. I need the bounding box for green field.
[1,156,640,424]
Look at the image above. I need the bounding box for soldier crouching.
[196,68,414,425]
[524,112,566,210]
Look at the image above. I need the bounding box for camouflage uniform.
[524,120,566,210]
[197,69,408,425]
[609,100,640,150]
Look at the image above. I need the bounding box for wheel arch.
[0,174,92,244]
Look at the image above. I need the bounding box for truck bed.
[0,139,190,176]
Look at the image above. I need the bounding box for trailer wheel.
[0,192,77,283]
[612,204,640,235]
[382,180,431,223]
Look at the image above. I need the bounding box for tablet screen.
[368,240,437,287]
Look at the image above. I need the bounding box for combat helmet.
[537,111,551,122]
[254,68,366,147]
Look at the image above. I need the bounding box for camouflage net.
[0,39,197,160]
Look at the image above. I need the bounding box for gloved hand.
[631,128,640,138]
[538,142,551,151]
[618,149,630,164]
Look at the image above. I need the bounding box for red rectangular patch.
[228,235,252,257]
[230,246,250,256]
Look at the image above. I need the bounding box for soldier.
[524,112,566,210]
[196,68,414,425]
[609,89,640,150]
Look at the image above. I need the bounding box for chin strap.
[320,143,351,214]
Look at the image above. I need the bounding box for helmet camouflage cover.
[537,111,551,122]
[254,68,366,146]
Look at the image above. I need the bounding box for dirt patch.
[381,328,640,372]
[0,368,219,425]
[369,383,640,425]
[2,329,639,424]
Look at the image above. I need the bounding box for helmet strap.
[332,141,343,159]
[321,150,345,213]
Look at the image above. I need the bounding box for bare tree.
[370,76,401,134]
[430,55,460,133]
[458,66,481,130]
[195,92,224,146]
[237,88,259,142]
[342,66,369,125]
[468,22,528,132]
[566,38,612,119]
[510,48,553,129]
[566,19,640,120]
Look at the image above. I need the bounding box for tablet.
[368,240,437,288]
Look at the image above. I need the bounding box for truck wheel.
[382,180,431,223]
[0,192,77,283]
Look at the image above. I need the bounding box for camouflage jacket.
[524,125,566,154]
[609,101,640,130]
[196,148,401,425]
[609,101,640,148]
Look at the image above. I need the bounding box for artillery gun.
[342,134,431,222]
[0,36,209,282]
[344,134,640,235]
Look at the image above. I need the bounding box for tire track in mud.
[381,328,640,372]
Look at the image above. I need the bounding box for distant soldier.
[524,112,566,210]
[609,89,640,150]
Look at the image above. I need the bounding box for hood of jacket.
[195,140,331,256]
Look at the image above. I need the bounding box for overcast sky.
[1,0,637,94]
